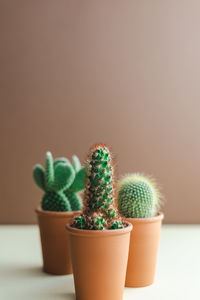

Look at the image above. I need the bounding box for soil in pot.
[66,222,132,300]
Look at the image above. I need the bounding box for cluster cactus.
[72,143,125,230]
[33,152,85,211]
[117,173,161,218]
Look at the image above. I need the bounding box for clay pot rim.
[35,206,81,218]
[124,211,164,224]
[66,221,133,237]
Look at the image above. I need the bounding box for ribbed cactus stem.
[42,192,71,211]
[72,144,124,230]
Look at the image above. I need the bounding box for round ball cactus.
[117,173,161,218]
[72,143,124,230]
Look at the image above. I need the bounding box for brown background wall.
[1,0,200,224]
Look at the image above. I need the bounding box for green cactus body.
[33,152,85,212]
[64,190,82,211]
[72,144,124,230]
[42,192,71,211]
[117,174,161,218]
[45,152,54,191]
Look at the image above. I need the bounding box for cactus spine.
[117,173,161,218]
[72,143,124,230]
[33,152,85,211]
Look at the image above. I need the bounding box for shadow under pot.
[35,206,80,275]
[66,222,133,300]
[125,212,164,287]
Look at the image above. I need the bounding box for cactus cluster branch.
[33,152,85,212]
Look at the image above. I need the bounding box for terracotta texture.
[125,212,164,287]
[66,222,133,300]
[35,207,80,275]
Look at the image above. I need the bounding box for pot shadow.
[1,264,46,279]
[65,293,75,300]
[2,264,75,280]
[46,292,75,299]
[1,264,75,299]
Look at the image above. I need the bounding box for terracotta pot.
[66,222,132,300]
[35,206,80,275]
[125,212,164,287]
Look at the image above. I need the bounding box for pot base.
[125,280,154,288]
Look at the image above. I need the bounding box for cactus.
[117,173,161,218]
[72,143,125,230]
[33,152,85,211]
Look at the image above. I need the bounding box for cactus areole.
[72,143,125,230]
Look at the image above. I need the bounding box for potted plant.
[33,151,85,275]
[66,144,132,300]
[117,173,164,287]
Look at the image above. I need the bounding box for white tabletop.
[0,225,200,300]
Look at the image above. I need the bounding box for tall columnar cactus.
[117,173,161,218]
[72,144,124,230]
[33,152,85,211]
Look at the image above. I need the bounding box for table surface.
[0,225,200,300]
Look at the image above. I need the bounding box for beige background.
[1,0,200,224]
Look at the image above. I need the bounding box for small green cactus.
[33,152,85,211]
[72,143,125,230]
[117,173,161,218]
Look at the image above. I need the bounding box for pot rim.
[124,211,164,224]
[35,206,81,218]
[66,221,133,237]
